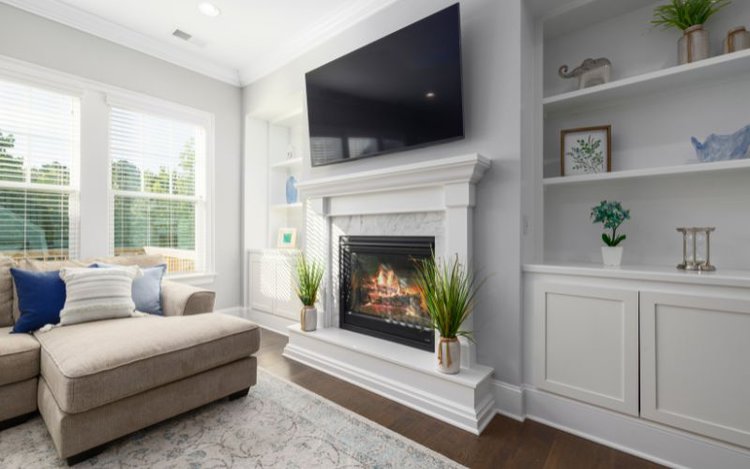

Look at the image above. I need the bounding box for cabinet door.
[640,292,750,448]
[249,254,273,313]
[533,283,639,416]
[273,254,302,321]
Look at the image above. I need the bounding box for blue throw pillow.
[11,269,66,333]
[93,263,166,315]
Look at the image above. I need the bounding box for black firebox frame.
[339,236,435,352]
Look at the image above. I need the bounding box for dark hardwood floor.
[256,328,662,469]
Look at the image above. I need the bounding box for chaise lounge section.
[0,255,260,464]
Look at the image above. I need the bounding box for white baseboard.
[521,387,750,469]
[491,379,524,422]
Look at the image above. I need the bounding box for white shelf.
[544,158,750,186]
[270,157,303,170]
[524,263,750,288]
[271,108,305,127]
[270,202,303,210]
[543,49,750,115]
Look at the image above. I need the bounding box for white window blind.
[109,107,206,273]
[0,79,79,261]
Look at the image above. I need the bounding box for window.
[109,107,207,274]
[0,79,79,261]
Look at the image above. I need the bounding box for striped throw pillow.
[59,266,142,326]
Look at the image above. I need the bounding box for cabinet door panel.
[640,292,750,448]
[274,254,302,320]
[534,284,639,416]
[249,255,274,313]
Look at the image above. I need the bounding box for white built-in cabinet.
[248,250,301,321]
[532,284,639,416]
[526,265,750,450]
[640,292,750,449]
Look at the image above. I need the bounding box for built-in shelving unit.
[528,0,750,270]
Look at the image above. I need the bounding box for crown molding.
[1,0,242,86]
[238,0,402,85]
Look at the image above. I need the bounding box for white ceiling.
[3,0,401,86]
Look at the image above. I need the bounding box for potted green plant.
[652,0,732,64]
[591,201,631,267]
[414,254,483,374]
[295,255,324,332]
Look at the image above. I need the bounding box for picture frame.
[277,228,297,249]
[560,125,612,176]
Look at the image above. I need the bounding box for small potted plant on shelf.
[414,254,484,375]
[295,255,325,332]
[652,0,732,64]
[591,201,631,267]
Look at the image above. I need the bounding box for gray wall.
[243,0,525,386]
[0,3,243,309]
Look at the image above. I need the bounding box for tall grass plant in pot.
[414,254,484,374]
[295,255,324,332]
[652,0,732,64]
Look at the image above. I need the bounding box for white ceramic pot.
[436,337,460,374]
[679,24,710,64]
[601,246,624,267]
[300,306,317,332]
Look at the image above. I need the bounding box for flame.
[357,263,427,318]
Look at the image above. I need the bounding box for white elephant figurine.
[559,58,612,90]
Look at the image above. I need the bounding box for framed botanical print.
[277,228,297,249]
[561,125,612,176]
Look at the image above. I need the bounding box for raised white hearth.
[283,153,496,434]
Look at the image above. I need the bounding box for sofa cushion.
[59,266,139,326]
[12,259,87,322]
[0,326,41,386]
[11,269,66,333]
[94,263,166,315]
[0,257,15,327]
[35,314,259,414]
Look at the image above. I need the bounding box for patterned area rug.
[0,369,464,468]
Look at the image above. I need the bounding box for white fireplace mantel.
[297,153,490,200]
[284,153,496,435]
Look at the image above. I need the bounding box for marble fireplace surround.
[283,154,497,434]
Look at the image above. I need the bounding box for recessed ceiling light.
[425,92,436,99]
[198,2,221,17]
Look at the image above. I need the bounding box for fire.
[356,263,427,320]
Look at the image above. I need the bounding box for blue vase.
[286,176,298,204]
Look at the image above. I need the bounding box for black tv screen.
[305,4,464,167]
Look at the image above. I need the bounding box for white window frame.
[106,94,216,282]
[0,55,216,285]
[0,75,82,261]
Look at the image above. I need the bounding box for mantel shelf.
[543,48,750,115]
[543,158,750,186]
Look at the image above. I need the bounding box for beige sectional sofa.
[0,255,260,465]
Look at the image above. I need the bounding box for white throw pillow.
[59,266,142,326]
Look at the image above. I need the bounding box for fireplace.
[339,236,435,351]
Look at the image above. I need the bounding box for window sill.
[166,272,217,287]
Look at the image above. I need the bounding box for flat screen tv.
[305,4,464,167]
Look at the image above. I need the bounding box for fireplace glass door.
[340,236,435,351]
